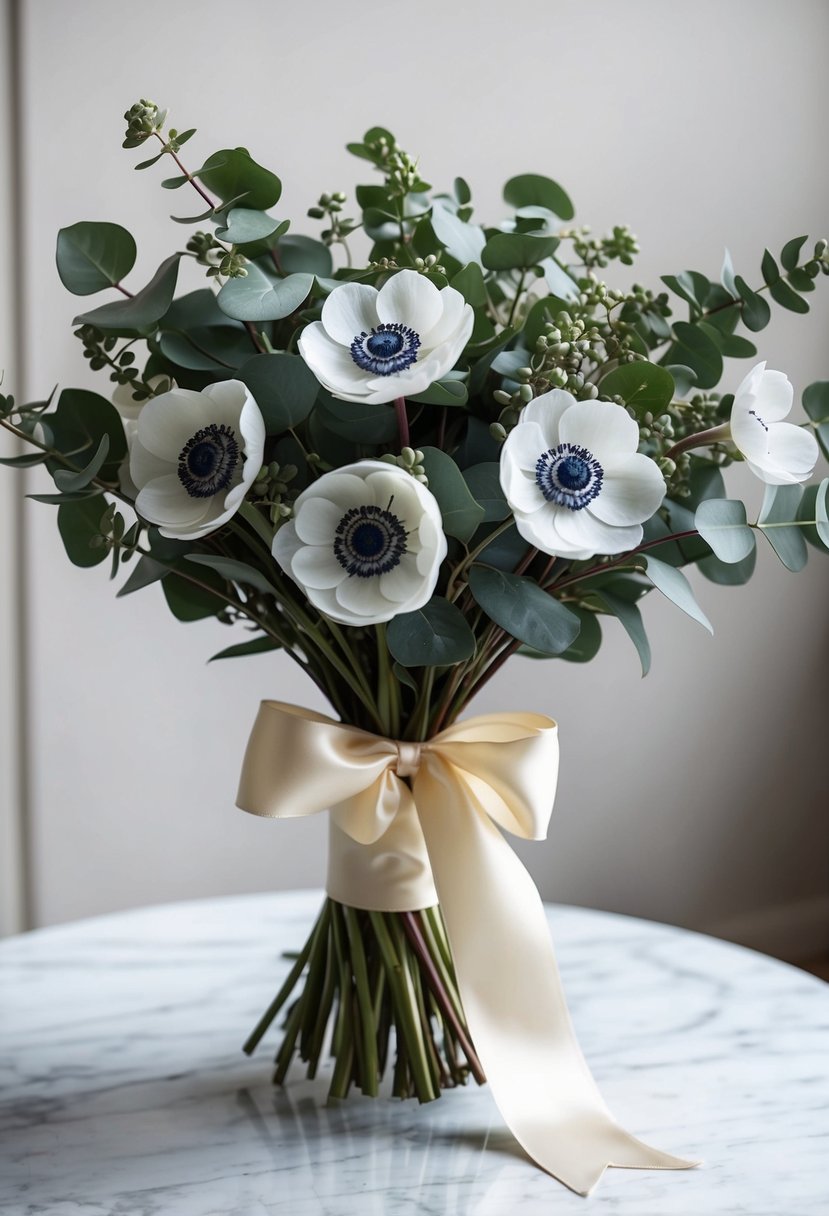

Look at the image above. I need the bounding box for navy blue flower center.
[350,323,420,377]
[334,502,408,577]
[177,423,240,499]
[535,443,603,510]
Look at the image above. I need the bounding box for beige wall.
[7,0,829,955]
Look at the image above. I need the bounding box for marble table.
[1,892,828,1215]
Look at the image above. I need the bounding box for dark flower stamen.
[177,423,240,499]
[350,322,421,377]
[334,503,408,577]
[535,443,603,510]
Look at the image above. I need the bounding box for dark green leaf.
[276,234,334,277]
[217,263,313,321]
[698,546,757,585]
[386,596,476,667]
[592,588,651,676]
[450,262,487,307]
[419,447,484,542]
[73,255,181,335]
[44,389,127,484]
[666,322,723,389]
[780,235,808,272]
[209,636,281,662]
[197,148,282,210]
[57,495,108,567]
[468,566,580,655]
[802,381,829,460]
[769,277,809,313]
[557,606,602,663]
[315,393,397,443]
[117,555,169,597]
[392,661,419,692]
[462,462,509,521]
[734,275,771,332]
[0,450,50,468]
[162,561,228,621]
[503,174,574,220]
[481,232,559,271]
[599,361,674,412]
[56,222,136,295]
[761,249,780,285]
[158,325,254,372]
[53,434,110,492]
[408,378,469,408]
[719,332,757,359]
[237,352,319,431]
[185,553,278,595]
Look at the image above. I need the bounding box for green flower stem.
[375,624,400,737]
[445,518,515,602]
[242,903,326,1055]
[407,666,436,741]
[402,911,485,1084]
[506,269,529,329]
[370,911,438,1103]
[343,906,380,1096]
[152,129,216,210]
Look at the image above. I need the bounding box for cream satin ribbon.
[237,700,698,1196]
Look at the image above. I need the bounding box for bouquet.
[2,100,826,1194]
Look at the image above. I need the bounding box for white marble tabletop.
[1,891,828,1215]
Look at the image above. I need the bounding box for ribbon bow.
[237,700,697,1196]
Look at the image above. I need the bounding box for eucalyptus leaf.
[757,483,807,571]
[197,148,282,210]
[462,463,509,521]
[557,607,602,663]
[468,566,580,655]
[503,174,574,221]
[540,257,580,301]
[482,232,559,271]
[408,379,469,408]
[419,447,484,542]
[734,276,771,332]
[599,361,674,412]
[57,495,108,568]
[768,278,809,313]
[315,393,397,443]
[780,235,808,272]
[666,322,723,390]
[695,498,756,563]
[697,547,757,585]
[386,596,475,667]
[163,561,228,621]
[430,203,485,265]
[117,555,169,597]
[56,222,137,296]
[185,553,279,595]
[450,262,487,307]
[53,434,110,492]
[214,208,284,244]
[802,382,829,461]
[209,636,281,662]
[644,555,713,633]
[217,263,313,321]
[237,353,319,432]
[592,588,651,676]
[277,235,334,277]
[73,255,181,335]
[44,389,127,484]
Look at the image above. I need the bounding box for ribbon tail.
[415,760,700,1197]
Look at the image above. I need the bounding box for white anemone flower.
[298,270,473,406]
[730,361,818,485]
[112,375,174,498]
[130,380,265,540]
[273,460,447,626]
[499,389,666,560]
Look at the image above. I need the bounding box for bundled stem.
[245,898,483,1102]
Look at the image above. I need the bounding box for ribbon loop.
[237,700,698,1195]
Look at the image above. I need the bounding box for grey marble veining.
[1,892,828,1214]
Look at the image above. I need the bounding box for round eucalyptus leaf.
[386,597,476,667]
[56,222,137,295]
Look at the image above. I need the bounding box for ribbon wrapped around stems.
[237,700,698,1196]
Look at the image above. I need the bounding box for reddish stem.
[114,283,134,298]
[401,912,486,1085]
[394,396,410,450]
